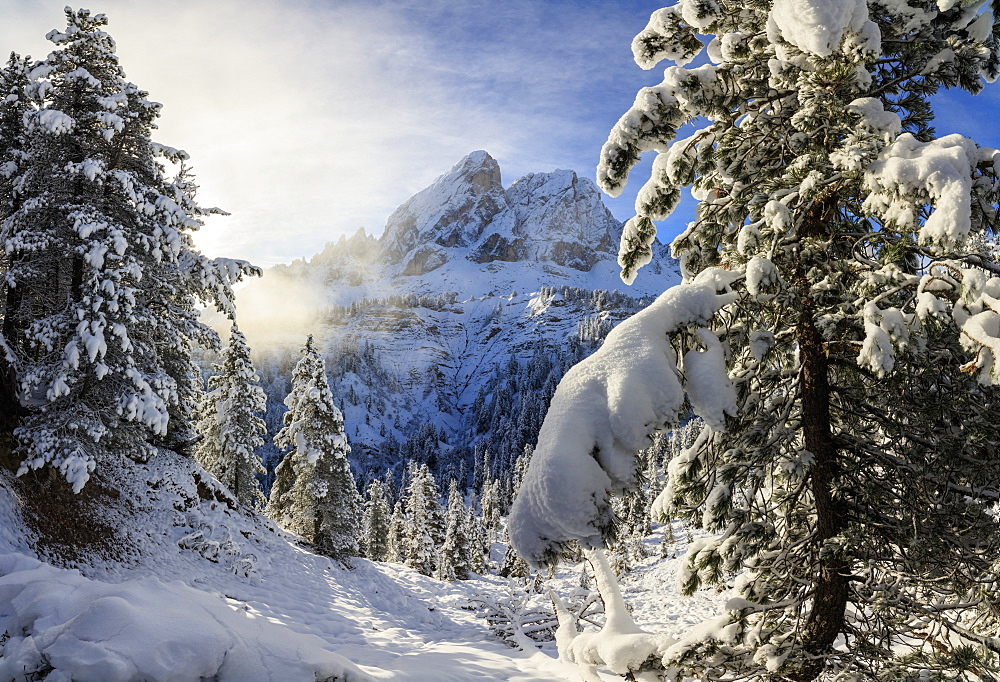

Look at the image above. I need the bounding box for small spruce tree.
[436,479,471,581]
[464,506,488,575]
[498,537,530,579]
[361,478,391,562]
[402,461,442,576]
[479,477,502,539]
[195,326,267,508]
[266,336,360,562]
[386,499,406,563]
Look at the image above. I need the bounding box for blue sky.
[4,1,999,267]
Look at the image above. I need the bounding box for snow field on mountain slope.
[0,550,572,681]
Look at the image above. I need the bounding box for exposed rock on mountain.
[381,150,507,263]
[299,150,671,288]
[473,168,617,269]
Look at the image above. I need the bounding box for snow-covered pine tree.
[608,487,651,575]
[386,499,405,563]
[472,443,490,491]
[511,1,1000,679]
[639,432,666,499]
[266,336,361,562]
[479,477,502,538]
[435,478,471,581]
[498,536,530,579]
[511,444,532,495]
[381,467,397,506]
[0,9,257,492]
[195,325,267,508]
[464,505,488,574]
[402,461,442,576]
[499,444,534,579]
[361,478,391,562]
[0,52,31,221]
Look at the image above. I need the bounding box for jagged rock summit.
[381,150,619,276]
[300,150,673,297]
[381,150,506,265]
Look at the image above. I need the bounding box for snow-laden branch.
[553,549,670,680]
[508,270,739,566]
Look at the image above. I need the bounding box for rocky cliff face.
[473,168,618,269]
[239,152,680,488]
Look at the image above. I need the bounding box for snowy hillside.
[231,151,681,487]
[0,448,724,682]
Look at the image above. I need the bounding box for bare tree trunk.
[784,193,850,681]
[786,292,849,682]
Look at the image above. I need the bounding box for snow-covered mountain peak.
[376,152,628,276]
[381,150,506,263]
[263,152,677,296]
[452,149,503,190]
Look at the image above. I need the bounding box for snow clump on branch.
[508,269,738,566]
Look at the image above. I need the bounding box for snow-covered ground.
[619,532,731,648]
[0,457,725,681]
[0,550,574,681]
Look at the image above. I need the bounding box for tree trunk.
[786,297,849,682]
[2,266,22,343]
[1,255,26,436]
[71,253,84,303]
[784,194,849,680]
[0,354,20,437]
